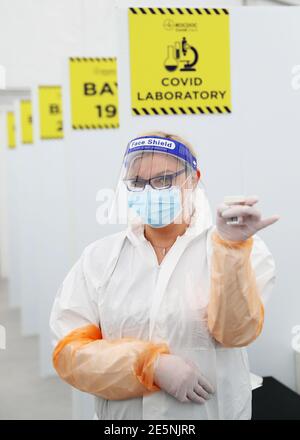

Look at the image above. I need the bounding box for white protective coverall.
[49,186,275,420]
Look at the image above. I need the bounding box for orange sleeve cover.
[207,231,264,347]
[53,324,170,400]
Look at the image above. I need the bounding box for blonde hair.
[138,130,197,160]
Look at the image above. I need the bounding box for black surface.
[252,376,300,420]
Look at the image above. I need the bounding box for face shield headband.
[123,136,197,172]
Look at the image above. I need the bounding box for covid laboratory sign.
[128,7,231,116]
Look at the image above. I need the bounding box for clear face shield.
[107,135,199,229]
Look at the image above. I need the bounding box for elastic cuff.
[134,343,170,392]
[212,231,254,250]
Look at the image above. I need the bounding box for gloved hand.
[153,354,214,404]
[216,196,279,242]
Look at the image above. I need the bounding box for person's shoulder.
[83,229,127,256]
[81,229,128,288]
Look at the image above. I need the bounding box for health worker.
[50,131,279,420]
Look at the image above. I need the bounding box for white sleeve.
[49,247,100,347]
[250,234,276,306]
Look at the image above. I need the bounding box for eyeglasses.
[123,168,187,192]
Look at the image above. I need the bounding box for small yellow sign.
[39,86,63,139]
[128,7,231,116]
[7,112,16,149]
[20,100,33,144]
[69,57,119,129]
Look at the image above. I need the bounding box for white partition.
[4,123,23,309]
[11,95,43,335]
[0,95,27,309]
[231,6,300,390]
[0,109,10,281]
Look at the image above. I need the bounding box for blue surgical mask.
[127,186,182,228]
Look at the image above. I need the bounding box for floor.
[0,279,72,420]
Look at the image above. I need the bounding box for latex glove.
[216,196,279,242]
[153,354,214,404]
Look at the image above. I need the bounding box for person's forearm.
[53,324,170,400]
[207,231,264,347]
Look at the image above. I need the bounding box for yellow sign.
[20,100,33,144]
[39,86,63,139]
[128,7,231,116]
[7,112,16,149]
[69,57,119,129]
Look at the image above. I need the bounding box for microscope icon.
[164,37,199,72]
